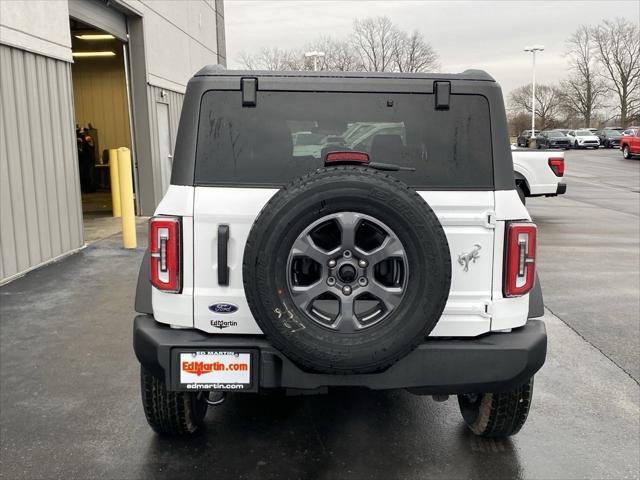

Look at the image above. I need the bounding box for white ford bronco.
[134,67,547,438]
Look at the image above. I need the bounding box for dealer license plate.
[179,351,252,390]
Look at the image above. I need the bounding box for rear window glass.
[195,91,493,189]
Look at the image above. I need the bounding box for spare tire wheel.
[243,166,451,374]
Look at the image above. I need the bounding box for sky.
[224,0,640,96]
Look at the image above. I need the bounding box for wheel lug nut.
[358,259,368,268]
[358,277,368,286]
[328,259,337,268]
[342,285,352,295]
[327,277,336,286]
[343,250,352,258]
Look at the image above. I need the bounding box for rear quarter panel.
[151,186,194,327]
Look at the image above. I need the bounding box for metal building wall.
[0,44,84,283]
[146,85,184,199]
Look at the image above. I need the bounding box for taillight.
[504,222,537,297]
[149,216,181,293]
[548,157,564,177]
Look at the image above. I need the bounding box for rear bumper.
[133,315,547,395]
[539,182,567,197]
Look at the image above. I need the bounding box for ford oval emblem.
[208,303,238,314]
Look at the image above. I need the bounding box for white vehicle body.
[511,146,566,196]
[566,129,600,148]
[152,185,531,338]
[135,69,547,439]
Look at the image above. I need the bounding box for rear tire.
[458,377,534,437]
[574,140,579,149]
[140,367,208,436]
[623,145,631,159]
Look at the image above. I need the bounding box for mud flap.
[528,274,544,319]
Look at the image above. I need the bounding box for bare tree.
[238,16,440,75]
[238,47,303,71]
[508,83,564,130]
[507,111,532,137]
[392,30,439,73]
[351,16,399,72]
[591,18,640,127]
[303,36,362,71]
[560,25,607,126]
[239,51,258,70]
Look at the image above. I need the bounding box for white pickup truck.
[511,145,567,204]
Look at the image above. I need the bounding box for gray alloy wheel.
[287,212,407,332]
[623,145,631,159]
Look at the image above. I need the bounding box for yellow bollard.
[117,147,137,249]
[108,149,121,217]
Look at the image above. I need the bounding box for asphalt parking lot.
[1,148,638,479]
[528,148,640,382]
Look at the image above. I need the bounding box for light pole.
[304,51,325,71]
[524,45,544,143]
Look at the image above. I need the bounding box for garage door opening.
[70,19,134,243]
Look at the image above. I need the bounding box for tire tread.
[140,367,207,436]
[458,378,534,437]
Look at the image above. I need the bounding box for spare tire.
[243,166,451,374]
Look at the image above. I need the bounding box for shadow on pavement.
[136,389,523,480]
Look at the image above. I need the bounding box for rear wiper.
[368,162,416,172]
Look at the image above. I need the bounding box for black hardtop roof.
[194,65,495,82]
[171,65,514,191]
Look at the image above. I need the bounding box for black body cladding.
[133,315,547,394]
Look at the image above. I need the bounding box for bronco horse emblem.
[458,244,482,272]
